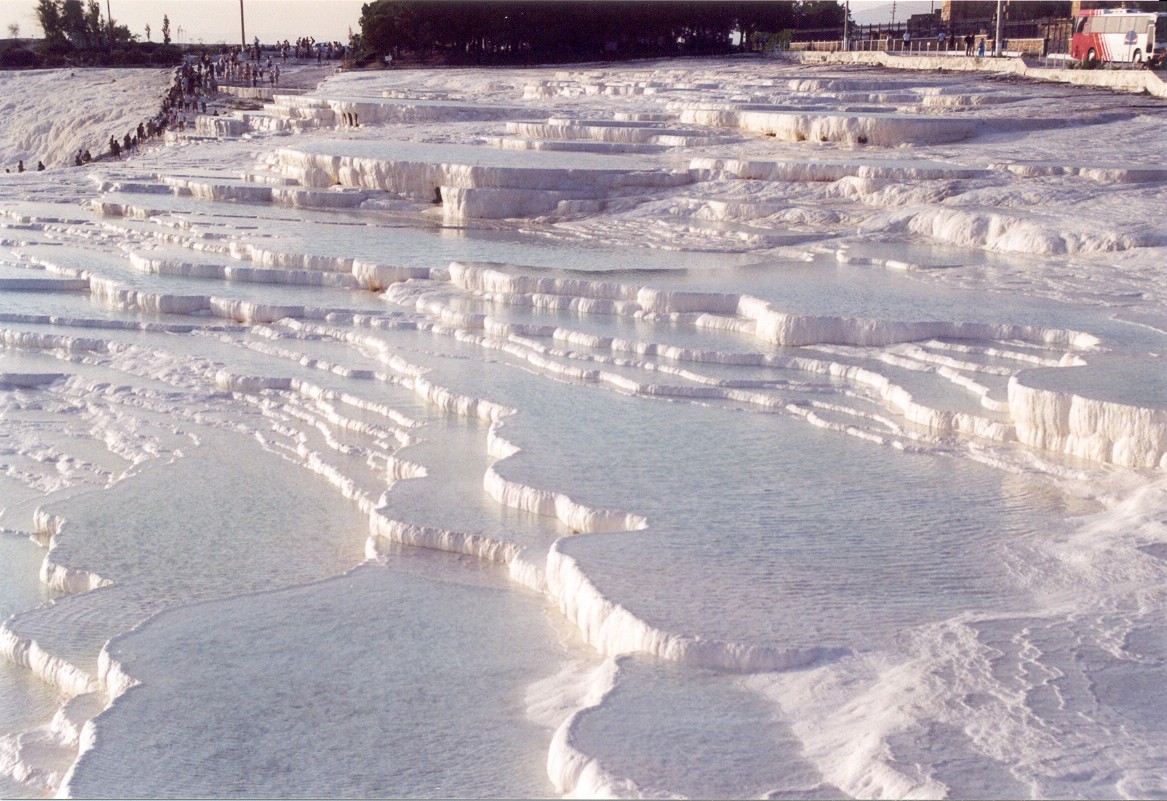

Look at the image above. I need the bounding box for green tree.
[36,0,66,47]
[793,0,845,30]
[84,0,103,45]
[359,1,415,59]
[733,2,797,51]
[359,0,770,65]
[59,0,87,45]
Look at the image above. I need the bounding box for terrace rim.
[781,49,1167,99]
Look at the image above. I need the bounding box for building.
[942,1,1162,25]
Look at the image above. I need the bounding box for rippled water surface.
[2,57,1166,800]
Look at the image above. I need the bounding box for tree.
[36,0,66,47]
[359,0,752,64]
[111,22,132,44]
[161,13,170,44]
[59,0,87,46]
[359,1,415,59]
[792,0,845,30]
[7,22,20,38]
[732,2,796,51]
[84,0,102,45]
[35,0,127,53]
[144,22,150,40]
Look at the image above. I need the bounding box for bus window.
[1157,15,1167,43]
[1075,17,1087,34]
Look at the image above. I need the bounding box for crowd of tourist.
[218,37,348,84]
[11,35,344,172]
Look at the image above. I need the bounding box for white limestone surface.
[1,55,1166,801]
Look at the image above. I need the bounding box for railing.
[799,36,1054,56]
[787,17,1073,57]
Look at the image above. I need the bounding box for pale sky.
[847,1,938,25]
[1,0,365,45]
[1,0,939,47]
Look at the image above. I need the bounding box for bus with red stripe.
[1071,9,1167,67]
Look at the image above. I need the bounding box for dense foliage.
[357,0,845,64]
[4,0,182,67]
[37,0,126,49]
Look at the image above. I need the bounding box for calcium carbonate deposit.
[1,54,1166,799]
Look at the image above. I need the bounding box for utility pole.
[994,0,1003,56]
[844,0,850,50]
[240,0,246,48]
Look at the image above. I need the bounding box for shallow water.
[2,58,1166,800]
[68,557,563,799]
[296,137,651,169]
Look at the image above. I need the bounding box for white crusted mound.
[264,144,691,219]
[1009,374,1167,468]
[677,107,979,145]
[546,542,849,672]
[3,53,1167,801]
[0,68,173,169]
[861,205,1154,255]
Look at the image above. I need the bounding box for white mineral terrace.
[1,54,1166,800]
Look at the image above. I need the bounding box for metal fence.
[789,17,1074,56]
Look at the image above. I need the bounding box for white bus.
[1071,9,1167,67]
